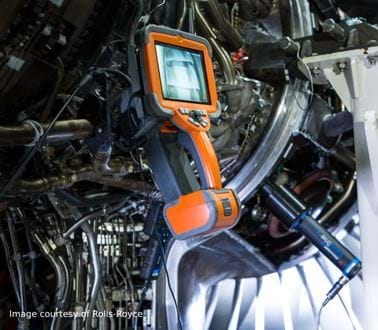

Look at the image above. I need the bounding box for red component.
[232,48,248,64]
[268,170,333,238]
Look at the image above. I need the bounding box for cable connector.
[322,275,349,307]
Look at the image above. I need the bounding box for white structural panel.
[303,46,378,330]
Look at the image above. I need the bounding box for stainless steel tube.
[0,119,94,146]
[81,222,105,330]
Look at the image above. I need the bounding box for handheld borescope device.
[126,25,240,240]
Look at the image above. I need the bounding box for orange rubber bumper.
[163,189,240,240]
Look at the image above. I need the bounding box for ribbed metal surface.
[204,224,362,330]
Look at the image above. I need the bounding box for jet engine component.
[0,0,374,329]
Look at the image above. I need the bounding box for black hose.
[93,68,132,86]
[0,227,21,304]
[6,213,27,314]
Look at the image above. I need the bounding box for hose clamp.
[23,120,44,146]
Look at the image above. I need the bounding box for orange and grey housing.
[136,25,240,239]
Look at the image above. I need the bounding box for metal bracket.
[303,46,378,330]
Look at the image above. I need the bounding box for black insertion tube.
[140,239,160,281]
[140,202,163,281]
[261,181,361,279]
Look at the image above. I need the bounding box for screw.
[368,56,377,66]
[338,62,347,72]
[311,66,321,78]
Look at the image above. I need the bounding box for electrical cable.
[148,0,166,16]
[40,57,65,122]
[154,226,183,330]
[0,74,92,197]
[316,266,360,329]
[6,212,27,314]
[315,256,358,330]
[91,67,132,86]
[0,227,21,305]
[129,0,144,46]
[136,151,183,330]
[316,303,325,330]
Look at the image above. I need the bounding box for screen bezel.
[155,42,211,105]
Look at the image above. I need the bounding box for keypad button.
[189,110,196,118]
[179,108,189,115]
[188,117,200,127]
[200,119,208,128]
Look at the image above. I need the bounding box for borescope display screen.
[155,43,209,104]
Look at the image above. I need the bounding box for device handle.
[178,130,222,190]
[144,126,240,239]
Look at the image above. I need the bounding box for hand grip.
[178,130,222,190]
[144,130,201,202]
[145,126,240,239]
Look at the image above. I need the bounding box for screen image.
[155,43,209,104]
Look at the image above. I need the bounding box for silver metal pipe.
[177,0,187,30]
[210,39,238,86]
[72,240,84,330]
[192,0,238,86]
[32,231,66,330]
[203,0,243,51]
[15,208,39,309]
[81,222,104,330]
[57,253,72,311]
[0,119,94,146]
[6,159,132,196]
